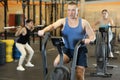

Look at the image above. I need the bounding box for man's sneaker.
[16,65,25,71]
[25,62,34,67]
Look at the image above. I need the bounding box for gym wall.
[0,1,120,35]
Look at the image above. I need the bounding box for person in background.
[15,19,35,71]
[93,9,115,58]
[38,1,95,80]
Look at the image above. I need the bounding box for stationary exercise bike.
[91,26,112,77]
[41,32,84,80]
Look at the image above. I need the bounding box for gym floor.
[0,37,120,80]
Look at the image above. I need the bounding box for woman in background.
[93,9,115,58]
[15,19,35,71]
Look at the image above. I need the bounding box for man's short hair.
[68,1,77,6]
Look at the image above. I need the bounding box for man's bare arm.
[83,19,96,43]
[42,18,65,33]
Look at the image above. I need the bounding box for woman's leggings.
[16,42,34,66]
[109,32,113,53]
[101,31,113,54]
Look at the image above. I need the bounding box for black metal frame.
[41,32,84,80]
[0,0,8,39]
[90,27,112,77]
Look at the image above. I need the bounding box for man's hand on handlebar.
[38,30,45,37]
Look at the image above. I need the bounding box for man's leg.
[76,66,85,80]
[53,54,70,67]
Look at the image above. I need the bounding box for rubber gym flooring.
[0,38,120,80]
